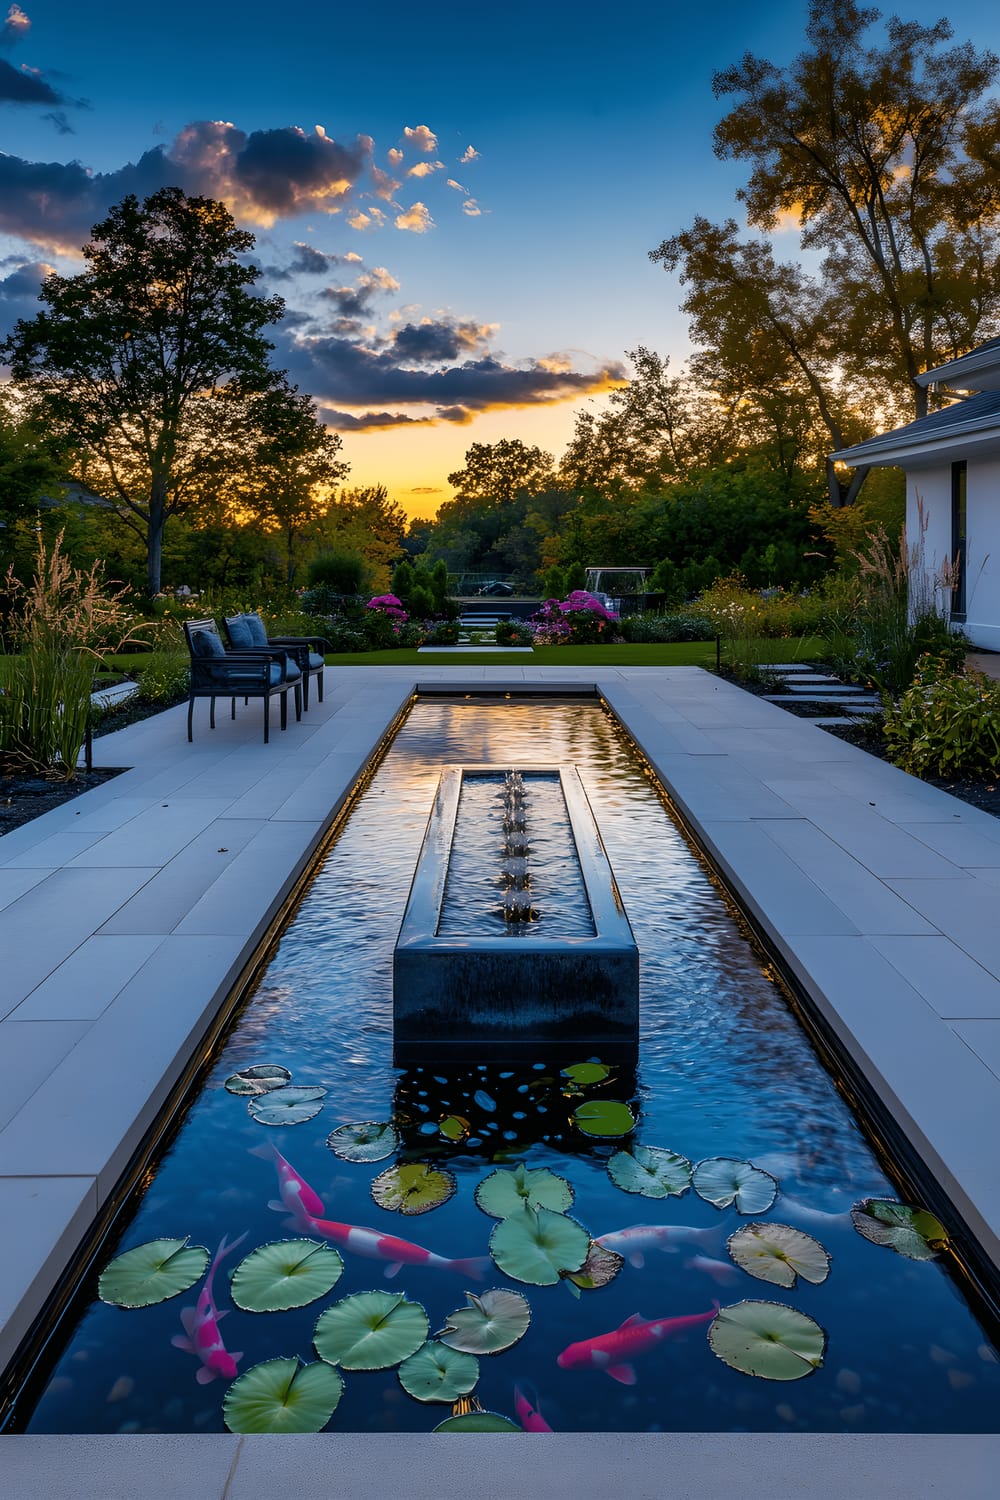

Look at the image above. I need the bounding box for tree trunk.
[147,472,168,596]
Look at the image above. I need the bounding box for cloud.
[42,108,74,134]
[459,145,479,163]
[0,257,54,338]
[0,55,61,103]
[347,206,386,231]
[406,160,443,179]
[461,199,481,217]
[395,201,433,233]
[445,178,466,192]
[0,121,374,250]
[387,147,403,166]
[2,4,30,42]
[391,316,496,363]
[403,124,437,153]
[371,165,401,200]
[318,265,400,319]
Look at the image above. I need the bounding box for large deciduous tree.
[2,187,285,594]
[652,0,1000,501]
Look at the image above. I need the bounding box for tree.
[239,384,349,585]
[0,387,68,571]
[2,187,285,594]
[427,439,557,579]
[446,439,555,508]
[653,1,1000,497]
[316,485,408,590]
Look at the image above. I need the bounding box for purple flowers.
[529,591,619,644]
[366,594,408,622]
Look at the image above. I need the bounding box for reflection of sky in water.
[21,700,1000,1435]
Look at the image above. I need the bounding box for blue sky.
[2,1,998,514]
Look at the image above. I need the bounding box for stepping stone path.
[761,663,881,726]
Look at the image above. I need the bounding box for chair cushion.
[284,656,301,680]
[191,629,226,658]
[245,613,269,646]
[212,661,284,687]
[307,652,324,670]
[226,615,256,650]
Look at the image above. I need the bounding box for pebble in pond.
[106,1376,134,1403]
[835,1368,862,1396]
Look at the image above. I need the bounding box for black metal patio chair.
[182,618,295,744]
[222,613,327,710]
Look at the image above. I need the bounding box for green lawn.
[106,637,828,672]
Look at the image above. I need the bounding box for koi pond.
[15,697,1000,1434]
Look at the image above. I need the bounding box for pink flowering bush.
[366,594,408,622]
[530,590,619,644]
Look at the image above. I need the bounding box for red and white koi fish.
[683,1254,742,1286]
[171,1233,248,1385]
[250,1140,327,1224]
[594,1223,722,1269]
[299,1212,490,1281]
[556,1304,719,1386]
[514,1384,554,1432]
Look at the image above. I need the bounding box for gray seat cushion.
[307,652,324,670]
[283,657,301,680]
[191,629,226,658]
[226,615,257,650]
[245,613,269,646]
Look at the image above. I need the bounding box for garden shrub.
[495,619,533,646]
[307,549,372,596]
[135,640,190,703]
[883,656,1000,778]
[530,591,618,644]
[424,619,461,646]
[620,611,713,643]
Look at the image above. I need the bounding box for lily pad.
[693,1157,777,1214]
[562,1239,625,1294]
[850,1199,949,1261]
[438,1115,471,1143]
[248,1085,327,1126]
[561,1062,611,1087]
[314,1290,429,1370]
[223,1357,343,1433]
[608,1145,692,1199]
[327,1121,399,1163]
[230,1239,344,1312]
[708,1300,826,1381]
[98,1238,210,1308]
[398,1340,480,1403]
[475,1163,574,1219]
[727,1223,830,1289]
[438,1289,531,1355]
[489,1206,590,1287]
[224,1064,292,1097]
[433,1411,521,1432]
[572,1100,636,1138]
[371,1161,456,1215]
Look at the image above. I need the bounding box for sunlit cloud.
[0,56,61,103]
[459,145,479,163]
[395,201,434,233]
[403,124,437,153]
[347,205,386,231]
[371,165,401,200]
[445,178,466,192]
[2,4,30,42]
[387,147,403,166]
[391,316,497,362]
[406,160,443,178]
[461,199,481,216]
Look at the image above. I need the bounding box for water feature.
[9,696,1000,1435]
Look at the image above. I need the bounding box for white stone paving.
[0,664,998,1493]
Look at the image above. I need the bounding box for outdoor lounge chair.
[183,618,295,744]
[222,613,327,710]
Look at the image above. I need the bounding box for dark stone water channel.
[13,697,1000,1434]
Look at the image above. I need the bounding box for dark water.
[22,699,1000,1434]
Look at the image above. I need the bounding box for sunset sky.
[1,0,997,518]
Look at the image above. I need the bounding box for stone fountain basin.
[393,765,639,1058]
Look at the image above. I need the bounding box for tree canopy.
[2,187,286,594]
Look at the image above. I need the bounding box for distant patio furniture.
[222,613,327,710]
[182,618,296,744]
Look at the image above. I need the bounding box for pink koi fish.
[594,1223,722,1269]
[514,1384,553,1432]
[556,1303,719,1385]
[171,1232,248,1385]
[683,1254,742,1286]
[300,1211,489,1280]
[250,1140,327,1224]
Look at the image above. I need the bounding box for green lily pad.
[693,1157,777,1214]
[314,1290,429,1370]
[224,1064,292,1096]
[438,1114,471,1142]
[708,1300,826,1381]
[727,1223,830,1289]
[398,1340,480,1403]
[248,1085,327,1126]
[223,1357,343,1433]
[433,1411,521,1432]
[608,1144,692,1199]
[438,1288,531,1354]
[562,1239,624,1294]
[572,1100,636,1138]
[489,1206,590,1287]
[371,1161,456,1215]
[230,1239,344,1312]
[475,1163,574,1219]
[850,1199,949,1261]
[326,1121,399,1163]
[98,1238,210,1308]
[562,1062,611,1087]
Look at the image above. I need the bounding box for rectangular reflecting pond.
[14,697,1000,1434]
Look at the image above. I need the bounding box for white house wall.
[906,460,1000,649]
